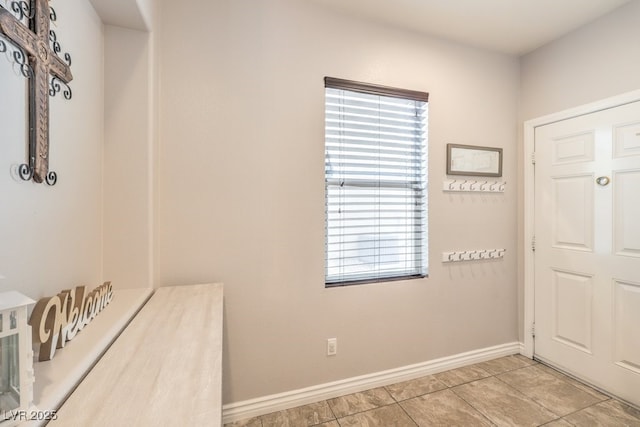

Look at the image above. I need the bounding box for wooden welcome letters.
[29,282,113,361]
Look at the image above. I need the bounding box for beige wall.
[0,0,104,299]
[157,0,519,404]
[102,25,155,290]
[12,0,633,409]
[520,0,640,121]
[517,0,640,341]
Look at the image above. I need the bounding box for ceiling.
[89,0,152,31]
[309,0,632,55]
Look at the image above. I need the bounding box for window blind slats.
[325,109,424,121]
[326,151,424,158]
[324,79,428,286]
[325,101,424,117]
[326,118,423,134]
[326,131,424,140]
[326,139,423,153]
[325,164,423,175]
[326,135,423,146]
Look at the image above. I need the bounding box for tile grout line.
[330,401,410,426]
[396,403,420,427]
[494,363,620,423]
[535,360,625,406]
[389,387,421,427]
[475,361,627,427]
[326,389,399,423]
[556,397,613,422]
[324,398,339,426]
[390,359,536,426]
[448,381,498,427]
[446,359,545,426]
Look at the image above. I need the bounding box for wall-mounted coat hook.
[442,248,506,263]
[443,178,506,193]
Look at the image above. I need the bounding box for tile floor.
[224,355,640,427]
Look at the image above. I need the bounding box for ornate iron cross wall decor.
[0,0,72,185]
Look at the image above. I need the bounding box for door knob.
[596,176,610,186]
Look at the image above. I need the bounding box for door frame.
[523,89,640,358]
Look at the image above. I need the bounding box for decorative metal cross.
[0,0,72,185]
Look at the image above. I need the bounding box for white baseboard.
[518,341,526,354]
[223,341,522,423]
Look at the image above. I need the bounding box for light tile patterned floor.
[225,355,640,427]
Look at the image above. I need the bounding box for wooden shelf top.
[48,283,224,426]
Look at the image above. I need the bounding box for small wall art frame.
[446,144,503,177]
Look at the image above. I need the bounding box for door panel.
[614,280,640,373]
[613,170,640,256]
[535,101,640,407]
[552,175,594,251]
[552,269,593,353]
[553,132,595,164]
[613,121,640,158]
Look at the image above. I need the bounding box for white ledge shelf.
[443,179,506,192]
[48,283,224,426]
[27,287,153,426]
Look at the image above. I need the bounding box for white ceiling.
[309,0,632,55]
[89,0,151,31]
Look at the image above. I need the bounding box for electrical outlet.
[327,338,337,356]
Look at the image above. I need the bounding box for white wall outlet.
[327,338,337,356]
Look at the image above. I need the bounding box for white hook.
[449,179,457,190]
[499,181,506,192]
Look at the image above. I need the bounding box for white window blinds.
[324,77,428,286]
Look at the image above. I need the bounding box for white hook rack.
[443,179,506,193]
[442,248,506,263]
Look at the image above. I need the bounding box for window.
[324,77,428,286]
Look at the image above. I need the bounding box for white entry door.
[534,100,640,407]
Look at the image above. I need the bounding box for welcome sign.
[28,282,113,361]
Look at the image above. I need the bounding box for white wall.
[0,0,104,300]
[157,0,519,404]
[517,0,640,340]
